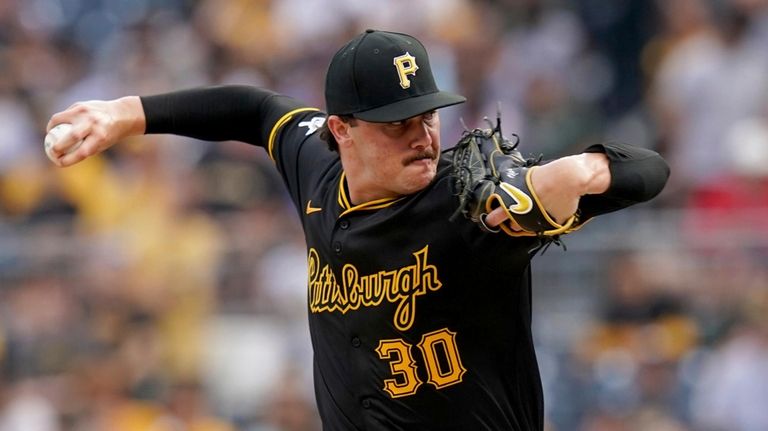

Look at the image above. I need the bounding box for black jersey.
[141,85,669,431]
[269,104,545,431]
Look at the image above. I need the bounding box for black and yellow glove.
[449,115,576,237]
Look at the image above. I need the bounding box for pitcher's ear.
[327,115,357,147]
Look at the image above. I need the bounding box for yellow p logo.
[393,52,419,89]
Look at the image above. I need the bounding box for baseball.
[44,123,83,162]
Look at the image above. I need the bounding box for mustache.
[403,150,437,166]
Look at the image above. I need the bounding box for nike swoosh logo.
[499,182,533,214]
[306,200,322,215]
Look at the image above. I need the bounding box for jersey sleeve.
[574,142,670,225]
[141,85,310,147]
[140,85,335,214]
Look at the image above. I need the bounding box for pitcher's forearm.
[529,153,610,223]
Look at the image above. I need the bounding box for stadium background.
[2,0,768,430]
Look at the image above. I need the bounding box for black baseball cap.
[325,29,466,123]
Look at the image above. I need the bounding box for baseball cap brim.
[351,91,466,123]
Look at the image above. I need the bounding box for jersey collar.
[337,172,405,217]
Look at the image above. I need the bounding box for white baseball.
[44,123,83,162]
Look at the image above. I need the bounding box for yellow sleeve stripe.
[267,107,320,161]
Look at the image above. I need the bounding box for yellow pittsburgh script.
[308,246,442,331]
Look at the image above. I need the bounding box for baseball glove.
[448,114,577,237]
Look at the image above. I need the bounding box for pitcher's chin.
[401,166,437,194]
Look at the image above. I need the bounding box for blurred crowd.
[1,0,768,430]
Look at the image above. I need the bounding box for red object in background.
[685,174,768,238]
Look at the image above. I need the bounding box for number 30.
[375,328,467,398]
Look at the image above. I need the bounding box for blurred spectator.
[650,0,768,195]
[484,1,605,157]
[571,251,697,429]
[683,117,768,245]
[575,0,659,118]
[690,298,768,431]
[262,371,321,431]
